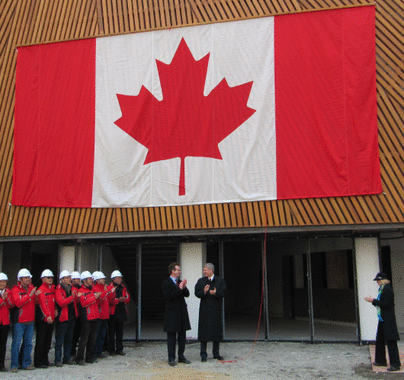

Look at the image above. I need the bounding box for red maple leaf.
[115,38,255,196]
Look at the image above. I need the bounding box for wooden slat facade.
[1,0,403,238]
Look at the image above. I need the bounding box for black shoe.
[373,362,387,366]
[63,359,75,365]
[55,362,63,367]
[75,360,85,366]
[35,364,47,369]
[0,367,8,372]
[108,351,116,356]
[214,355,224,360]
[201,357,207,362]
[98,353,109,359]
[86,358,97,364]
[178,358,191,364]
[387,366,400,371]
[168,360,177,366]
[116,351,126,356]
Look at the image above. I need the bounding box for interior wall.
[2,243,22,287]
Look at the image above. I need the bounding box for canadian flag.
[13,5,381,208]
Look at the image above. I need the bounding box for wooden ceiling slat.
[246,202,256,227]
[154,207,162,230]
[144,207,152,230]
[288,200,306,226]
[116,0,126,32]
[142,0,152,30]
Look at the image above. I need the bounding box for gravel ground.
[1,340,402,379]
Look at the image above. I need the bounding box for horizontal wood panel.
[1,0,404,237]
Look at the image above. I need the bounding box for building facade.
[1,0,404,342]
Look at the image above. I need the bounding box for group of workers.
[0,267,130,372]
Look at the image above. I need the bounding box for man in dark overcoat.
[364,272,401,372]
[162,262,191,366]
[194,263,226,362]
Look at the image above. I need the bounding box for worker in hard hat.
[70,271,82,358]
[93,271,115,359]
[34,269,57,368]
[0,272,14,372]
[10,268,38,372]
[75,271,101,365]
[108,270,130,356]
[54,270,78,367]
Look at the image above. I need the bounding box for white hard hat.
[41,269,54,278]
[17,268,32,280]
[111,270,123,279]
[93,271,106,281]
[71,271,81,279]
[80,271,93,281]
[0,273,8,281]
[59,270,71,280]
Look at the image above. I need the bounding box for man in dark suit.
[162,262,191,366]
[194,263,226,362]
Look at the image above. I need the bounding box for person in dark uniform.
[194,263,226,362]
[162,262,191,366]
[364,272,401,372]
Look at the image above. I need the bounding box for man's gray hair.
[204,263,215,272]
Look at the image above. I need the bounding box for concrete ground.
[2,340,403,380]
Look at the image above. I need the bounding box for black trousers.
[71,315,81,355]
[200,341,220,358]
[0,324,9,369]
[108,315,124,353]
[167,331,186,361]
[34,321,54,367]
[375,321,401,368]
[76,319,100,362]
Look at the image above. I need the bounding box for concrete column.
[59,245,76,273]
[0,244,3,272]
[355,237,379,341]
[179,242,206,340]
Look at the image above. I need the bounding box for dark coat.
[372,283,400,341]
[194,275,226,342]
[162,277,191,333]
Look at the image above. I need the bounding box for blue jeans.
[11,322,34,369]
[55,319,76,364]
[94,319,108,357]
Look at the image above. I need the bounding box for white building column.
[179,242,207,340]
[355,237,380,341]
[59,245,76,273]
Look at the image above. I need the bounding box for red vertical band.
[13,39,96,207]
[275,6,380,200]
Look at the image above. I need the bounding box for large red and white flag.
[13,6,381,208]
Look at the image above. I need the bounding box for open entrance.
[108,235,358,342]
[207,241,265,340]
[266,237,357,341]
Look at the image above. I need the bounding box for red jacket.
[11,282,37,323]
[0,287,14,325]
[37,283,56,322]
[55,284,78,322]
[78,284,101,321]
[108,282,130,316]
[72,283,81,316]
[92,283,114,320]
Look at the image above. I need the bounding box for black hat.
[373,272,388,281]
